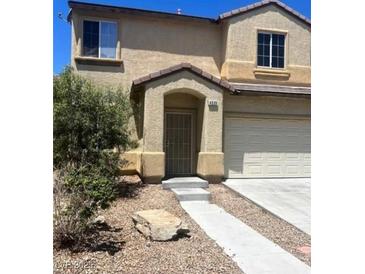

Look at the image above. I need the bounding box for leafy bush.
[53,67,133,249]
[53,66,132,167]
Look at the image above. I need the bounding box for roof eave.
[67,1,217,23]
[132,63,237,94]
[218,1,311,27]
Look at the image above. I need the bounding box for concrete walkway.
[223,178,311,235]
[181,201,310,274]
[164,177,310,273]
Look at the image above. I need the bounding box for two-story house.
[68,0,311,184]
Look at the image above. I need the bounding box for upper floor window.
[83,20,117,59]
[257,32,285,68]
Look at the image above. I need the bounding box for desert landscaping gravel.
[210,184,311,265]
[54,184,244,274]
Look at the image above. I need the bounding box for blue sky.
[53,0,311,74]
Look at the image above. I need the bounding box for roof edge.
[68,1,217,23]
[132,63,237,93]
[218,0,311,26]
[67,0,310,27]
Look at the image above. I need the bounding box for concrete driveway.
[223,178,311,235]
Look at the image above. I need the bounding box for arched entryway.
[135,67,226,183]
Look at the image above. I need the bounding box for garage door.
[224,117,311,178]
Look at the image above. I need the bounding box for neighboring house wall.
[71,9,222,89]
[221,5,311,86]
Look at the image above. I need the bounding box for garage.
[224,116,311,178]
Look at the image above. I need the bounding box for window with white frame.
[257,32,285,68]
[83,20,117,59]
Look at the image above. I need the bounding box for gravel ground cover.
[210,184,311,265]
[54,184,244,274]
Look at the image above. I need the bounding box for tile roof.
[231,83,311,96]
[132,63,311,96]
[218,0,311,26]
[67,1,216,23]
[132,63,237,93]
[68,0,310,27]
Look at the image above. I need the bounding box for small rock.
[132,209,189,241]
[93,215,106,225]
[297,245,311,255]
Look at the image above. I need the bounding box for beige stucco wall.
[141,70,224,183]
[223,93,311,116]
[71,9,222,89]
[221,5,311,86]
[70,5,311,182]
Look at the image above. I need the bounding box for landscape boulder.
[132,209,189,241]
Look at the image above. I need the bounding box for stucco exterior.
[71,9,222,89]
[141,70,224,183]
[221,4,311,86]
[68,1,311,183]
[224,93,310,116]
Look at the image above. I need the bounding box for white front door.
[224,116,311,178]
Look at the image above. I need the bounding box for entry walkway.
[223,178,311,235]
[164,177,310,274]
[180,201,310,274]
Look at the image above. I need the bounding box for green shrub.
[53,67,133,249]
[53,66,132,167]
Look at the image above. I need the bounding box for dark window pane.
[258,33,264,44]
[278,34,285,46]
[257,55,264,66]
[272,57,278,68]
[278,57,284,68]
[279,46,284,57]
[272,34,278,45]
[258,44,263,55]
[272,45,278,57]
[264,45,270,55]
[264,34,270,44]
[263,56,270,67]
[83,21,99,57]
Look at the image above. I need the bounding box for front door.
[165,112,193,177]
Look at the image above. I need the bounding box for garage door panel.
[244,164,264,176]
[244,152,265,161]
[225,117,311,178]
[285,165,302,176]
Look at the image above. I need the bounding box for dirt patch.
[210,184,311,265]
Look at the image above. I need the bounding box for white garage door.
[224,117,311,178]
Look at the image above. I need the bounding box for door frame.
[164,108,196,177]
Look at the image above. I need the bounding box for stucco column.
[143,88,164,152]
[141,87,165,183]
[197,96,224,183]
[202,97,223,152]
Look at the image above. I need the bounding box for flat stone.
[132,209,189,241]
